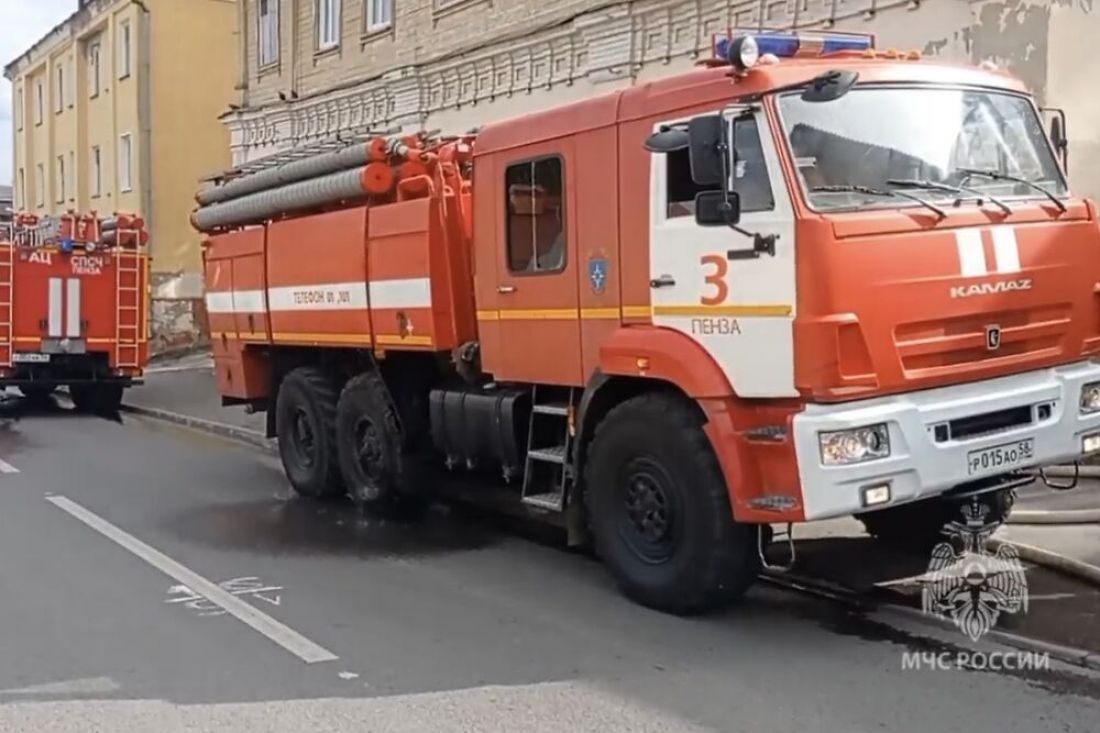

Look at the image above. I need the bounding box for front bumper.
[792,360,1100,520]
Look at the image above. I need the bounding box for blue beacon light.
[715,31,874,69]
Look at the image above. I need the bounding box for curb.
[120,403,277,456]
[880,604,1100,672]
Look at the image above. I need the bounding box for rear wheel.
[69,383,124,414]
[584,392,759,614]
[275,368,343,499]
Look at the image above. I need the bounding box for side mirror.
[800,70,859,103]
[1045,108,1068,171]
[695,190,740,227]
[688,115,727,187]
[644,127,690,154]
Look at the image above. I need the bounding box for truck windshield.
[777,86,1066,211]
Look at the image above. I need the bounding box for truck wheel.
[857,488,1015,552]
[335,371,405,510]
[69,384,124,414]
[275,368,343,499]
[584,393,759,614]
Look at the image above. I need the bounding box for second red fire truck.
[196,31,1094,613]
[0,212,149,412]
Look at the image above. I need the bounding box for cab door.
[492,145,582,385]
[648,106,798,397]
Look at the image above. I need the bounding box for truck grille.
[895,305,1069,376]
[942,405,1034,441]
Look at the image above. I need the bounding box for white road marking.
[338,671,360,680]
[46,495,338,665]
[1027,592,1077,601]
[0,458,18,474]
[0,676,120,695]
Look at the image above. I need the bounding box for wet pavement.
[2,393,1100,730]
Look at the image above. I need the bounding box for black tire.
[275,367,343,499]
[335,370,412,513]
[584,392,759,614]
[69,383,124,414]
[858,488,1015,552]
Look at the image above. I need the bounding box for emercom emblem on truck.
[950,279,1033,298]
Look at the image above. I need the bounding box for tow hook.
[758,522,796,572]
[1038,462,1079,490]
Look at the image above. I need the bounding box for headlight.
[1081,382,1100,413]
[725,35,760,71]
[819,424,890,466]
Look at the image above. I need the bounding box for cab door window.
[505,157,566,273]
[666,116,774,218]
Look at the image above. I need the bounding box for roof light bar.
[713,30,875,67]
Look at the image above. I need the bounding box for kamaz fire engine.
[0,211,149,412]
[196,30,1096,613]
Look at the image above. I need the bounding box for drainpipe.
[132,1,153,243]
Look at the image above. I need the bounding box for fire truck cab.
[199,30,1099,614]
[0,212,148,412]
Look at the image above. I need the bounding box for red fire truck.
[196,31,1093,613]
[0,211,149,412]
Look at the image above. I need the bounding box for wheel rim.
[291,408,317,468]
[616,456,678,564]
[354,416,385,482]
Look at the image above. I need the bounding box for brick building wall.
[226,0,1100,199]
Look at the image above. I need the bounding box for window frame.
[316,0,342,51]
[35,81,44,125]
[35,164,45,208]
[118,20,132,79]
[15,87,23,131]
[118,133,133,193]
[364,0,393,32]
[68,151,75,202]
[55,64,65,114]
[258,0,281,67]
[56,154,66,204]
[91,145,102,198]
[88,39,102,98]
[503,154,568,277]
[17,169,25,210]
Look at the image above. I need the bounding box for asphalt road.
[1,396,1100,732]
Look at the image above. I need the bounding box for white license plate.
[12,353,50,364]
[967,438,1035,476]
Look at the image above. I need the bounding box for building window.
[36,164,45,207]
[118,20,132,79]
[35,81,43,124]
[91,146,102,198]
[68,152,75,202]
[88,40,102,97]
[435,0,470,9]
[15,87,22,131]
[317,0,341,50]
[119,134,133,192]
[365,0,392,31]
[67,57,75,106]
[55,64,65,113]
[57,155,66,203]
[259,0,280,66]
[17,169,25,210]
[505,157,566,274]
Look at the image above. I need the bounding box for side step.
[521,387,574,512]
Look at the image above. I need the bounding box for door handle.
[649,275,676,288]
[498,285,517,294]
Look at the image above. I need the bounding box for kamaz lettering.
[950,279,1033,298]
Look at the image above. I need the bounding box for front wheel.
[69,383,124,414]
[584,392,759,614]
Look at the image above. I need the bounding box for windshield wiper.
[811,184,946,219]
[887,178,1013,216]
[956,167,1067,213]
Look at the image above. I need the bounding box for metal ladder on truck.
[0,237,13,369]
[114,248,143,369]
[521,385,576,511]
